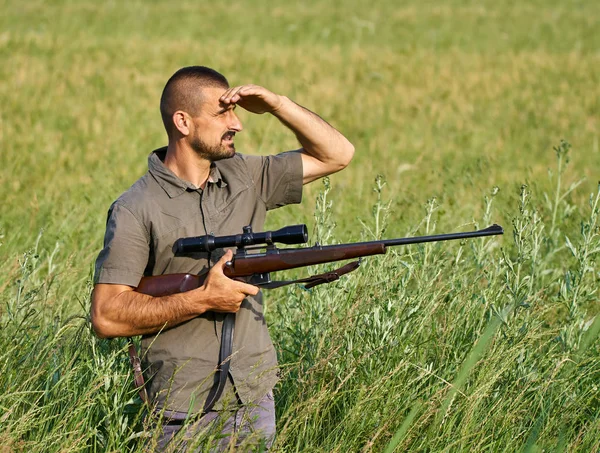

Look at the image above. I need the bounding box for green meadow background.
[1,0,599,451]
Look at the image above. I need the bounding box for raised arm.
[219,85,355,184]
[91,250,258,338]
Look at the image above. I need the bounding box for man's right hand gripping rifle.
[91,249,259,339]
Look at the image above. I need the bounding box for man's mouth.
[222,131,236,142]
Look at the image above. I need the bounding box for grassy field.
[1,0,599,451]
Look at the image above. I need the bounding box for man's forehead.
[200,86,231,110]
[202,86,229,101]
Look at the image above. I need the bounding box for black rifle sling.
[258,260,361,289]
[202,312,235,414]
[125,313,235,414]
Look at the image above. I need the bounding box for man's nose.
[228,111,243,132]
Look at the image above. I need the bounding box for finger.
[213,249,233,270]
[227,85,264,104]
[220,86,245,103]
[229,86,251,103]
[235,280,260,296]
[237,84,259,94]
[235,85,263,99]
[219,87,238,104]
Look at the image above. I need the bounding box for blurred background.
[1,0,598,258]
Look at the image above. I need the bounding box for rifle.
[131,223,503,411]
[136,223,504,295]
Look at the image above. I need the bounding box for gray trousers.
[150,392,276,452]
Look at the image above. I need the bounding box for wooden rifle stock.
[136,273,202,297]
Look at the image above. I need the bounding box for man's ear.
[173,111,191,136]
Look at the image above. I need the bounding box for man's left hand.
[221,82,354,185]
[219,84,283,115]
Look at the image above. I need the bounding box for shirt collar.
[148,147,227,198]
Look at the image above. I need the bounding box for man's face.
[188,86,243,162]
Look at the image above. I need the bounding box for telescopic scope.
[174,224,308,254]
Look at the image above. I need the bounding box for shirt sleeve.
[93,202,150,287]
[241,151,303,210]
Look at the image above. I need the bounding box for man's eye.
[221,108,235,116]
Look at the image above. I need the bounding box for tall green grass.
[1,0,599,450]
[269,151,599,451]
[2,146,597,451]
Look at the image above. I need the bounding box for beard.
[189,134,236,162]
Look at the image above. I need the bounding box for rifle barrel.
[380,224,504,248]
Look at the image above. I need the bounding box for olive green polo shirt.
[94,147,303,413]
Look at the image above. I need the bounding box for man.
[91,66,354,451]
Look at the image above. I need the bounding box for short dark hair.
[160,66,229,137]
